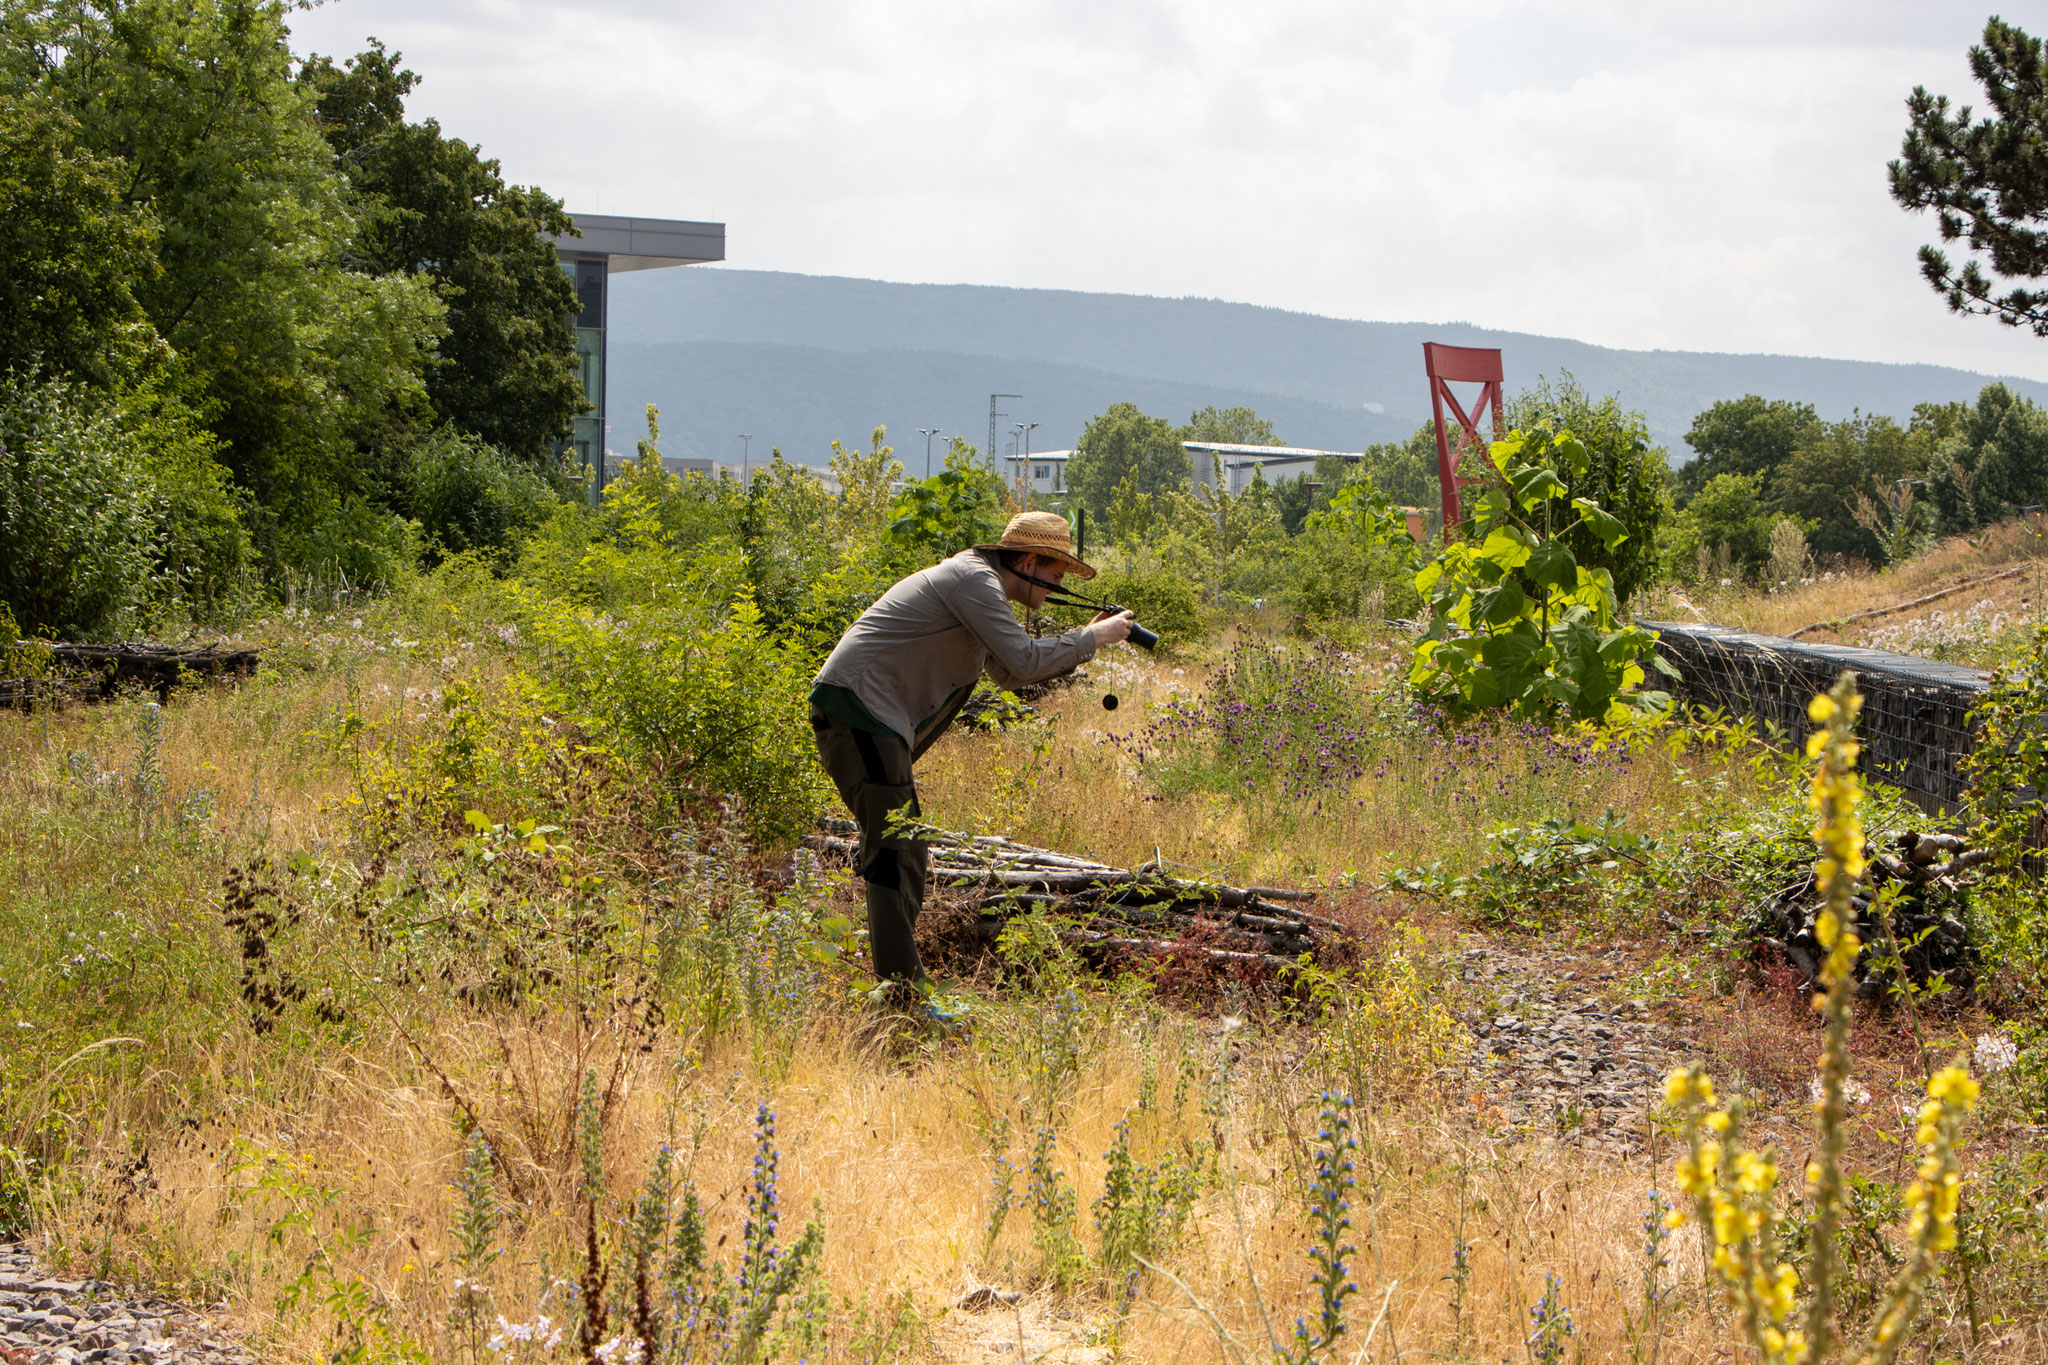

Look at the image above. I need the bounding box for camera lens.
[1101,693,1119,711]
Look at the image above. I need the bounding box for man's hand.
[1090,609,1136,647]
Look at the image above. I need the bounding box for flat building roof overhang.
[552,213,725,271]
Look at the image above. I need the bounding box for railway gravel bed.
[1448,938,1706,1155]
[0,1245,253,1365]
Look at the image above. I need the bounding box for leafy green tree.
[1890,19,2048,333]
[1154,454,1286,604]
[1180,405,1281,446]
[1911,399,1970,443]
[886,449,1006,566]
[1106,474,1166,548]
[1666,473,1782,581]
[1769,414,1928,562]
[1924,382,2048,531]
[1272,474,1322,535]
[300,42,583,462]
[827,427,904,544]
[13,0,445,529]
[742,446,847,648]
[1677,396,1818,499]
[120,375,255,610]
[1347,425,1441,510]
[1067,402,1188,521]
[1504,377,1668,606]
[0,94,159,385]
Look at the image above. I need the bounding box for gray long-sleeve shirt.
[812,549,1097,755]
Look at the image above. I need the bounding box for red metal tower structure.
[1422,342,1505,542]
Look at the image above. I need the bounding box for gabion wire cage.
[1643,621,1988,816]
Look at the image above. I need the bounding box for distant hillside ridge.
[604,267,2048,468]
[604,340,1395,466]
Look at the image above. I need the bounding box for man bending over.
[809,511,1134,994]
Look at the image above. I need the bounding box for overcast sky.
[288,0,2048,382]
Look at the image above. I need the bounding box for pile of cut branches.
[1754,829,1988,995]
[804,817,1351,972]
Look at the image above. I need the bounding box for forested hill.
[605,267,2048,464]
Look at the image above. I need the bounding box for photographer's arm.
[943,570,1099,688]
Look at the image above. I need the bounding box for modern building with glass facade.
[551,213,725,500]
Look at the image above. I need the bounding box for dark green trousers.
[810,707,928,982]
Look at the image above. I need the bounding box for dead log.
[3,641,262,708]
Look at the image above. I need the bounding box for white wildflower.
[1974,1032,2019,1074]
[1809,1076,1871,1107]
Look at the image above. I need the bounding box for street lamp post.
[919,428,943,480]
[1013,422,1040,490]
[738,434,752,486]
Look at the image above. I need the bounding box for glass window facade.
[560,260,609,502]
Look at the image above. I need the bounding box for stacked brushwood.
[1755,830,1990,995]
[1,642,260,708]
[804,817,1350,970]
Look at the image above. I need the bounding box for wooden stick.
[1059,930,1297,971]
[1245,885,1318,903]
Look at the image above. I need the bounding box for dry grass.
[27,994,1756,1365]
[916,634,1758,890]
[2,610,2043,1364]
[1648,515,2048,663]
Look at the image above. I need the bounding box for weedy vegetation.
[3,424,2047,1365]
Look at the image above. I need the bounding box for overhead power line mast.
[1421,343,1505,542]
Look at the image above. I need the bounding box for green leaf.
[1479,526,1534,570]
[1525,541,1577,589]
[1473,580,1528,626]
[1571,498,1628,549]
[1511,465,1568,508]
[1477,632,1542,672]
[1552,433,1593,478]
[1464,667,1509,708]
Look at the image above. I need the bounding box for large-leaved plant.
[1410,426,1675,722]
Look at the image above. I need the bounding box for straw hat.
[976,511,1096,580]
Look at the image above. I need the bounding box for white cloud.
[286,0,2048,381]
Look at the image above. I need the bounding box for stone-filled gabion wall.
[1643,621,1988,816]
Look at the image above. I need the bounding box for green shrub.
[1962,622,2048,1006]
[0,372,162,639]
[276,485,422,597]
[1048,564,1204,650]
[519,588,828,844]
[404,429,563,570]
[1282,480,1423,627]
[121,376,255,614]
[885,451,1006,566]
